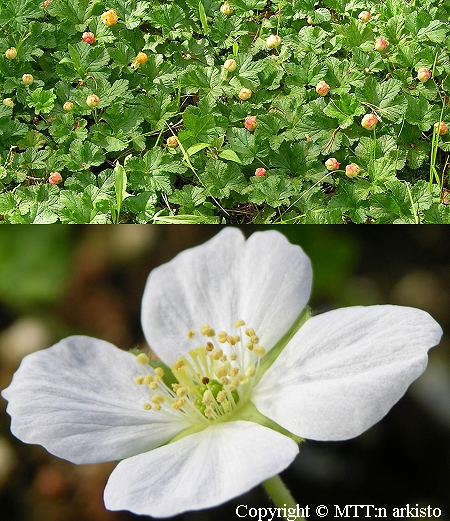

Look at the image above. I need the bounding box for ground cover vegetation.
[0,0,449,223]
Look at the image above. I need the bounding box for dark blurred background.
[0,226,449,521]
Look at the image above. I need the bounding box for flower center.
[134,320,265,425]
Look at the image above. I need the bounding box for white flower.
[1,229,442,518]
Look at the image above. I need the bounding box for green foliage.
[1,0,450,222]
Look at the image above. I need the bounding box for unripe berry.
[361,113,378,130]
[82,31,95,44]
[5,47,17,60]
[266,34,281,49]
[220,2,233,15]
[48,172,63,184]
[325,158,340,171]
[374,38,387,52]
[22,74,34,85]
[244,115,257,131]
[101,9,118,26]
[417,67,431,83]
[43,0,51,6]
[2,98,15,108]
[167,136,179,148]
[238,88,252,101]
[255,168,266,177]
[135,52,148,64]
[435,121,448,135]
[345,163,360,178]
[306,15,313,24]
[223,59,237,72]
[63,101,74,111]
[316,80,330,96]
[358,11,371,22]
[86,93,100,107]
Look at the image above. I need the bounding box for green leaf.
[187,143,211,156]
[198,0,209,34]
[226,127,270,165]
[123,192,158,223]
[197,159,246,198]
[27,87,56,115]
[64,140,106,171]
[244,175,297,208]
[218,149,242,163]
[328,180,370,223]
[125,148,187,194]
[0,0,42,31]
[405,94,441,131]
[112,163,128,223]
[285,54,328,88]
[323,92,365,129]
[229,0,266,14]
[169,184,206,213]
[9,185,60,224]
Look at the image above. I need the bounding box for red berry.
[244,115,257,131]
[48,172,63,184]
[266,34,281,49]
[358,11,371,22]
[238,88,252,101]
[82,31,95,44]
[325,158,340,171]
[255,168,266,177]
[361,113,378,130]
[167,136,179,148]
[345,163,360,178]
[374,38,387,52]
[417,68,431,83]
[434,121,448,136]
[316,80,330,96]
[86,93,100,107]
[43,0,51,6]
[5,47,17,60]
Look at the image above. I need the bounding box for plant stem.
[262,475,305,521]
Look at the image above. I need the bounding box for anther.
[253,345,266,357]
[136,353,150,365]
[250,335,259,344]
[151,394,165,405]
[245,328,256,337]
[155,367,164,378]
[143,402,152,410]
[202,377,210,385]
[187,330,196,339]
[212,349,223,360]
[201,324,215,337]
[206,342,214,351]
[234,319,245,328]
[217,331,228,343]
[135,376,144,385]
[143,374,153,384]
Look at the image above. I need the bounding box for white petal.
[142,228,312,364]
[104,421,299,518]
[1,336,190,464]
[252,306,442,441]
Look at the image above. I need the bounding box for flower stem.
[262,475,305,521]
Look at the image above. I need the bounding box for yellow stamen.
[136,353,150,365]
